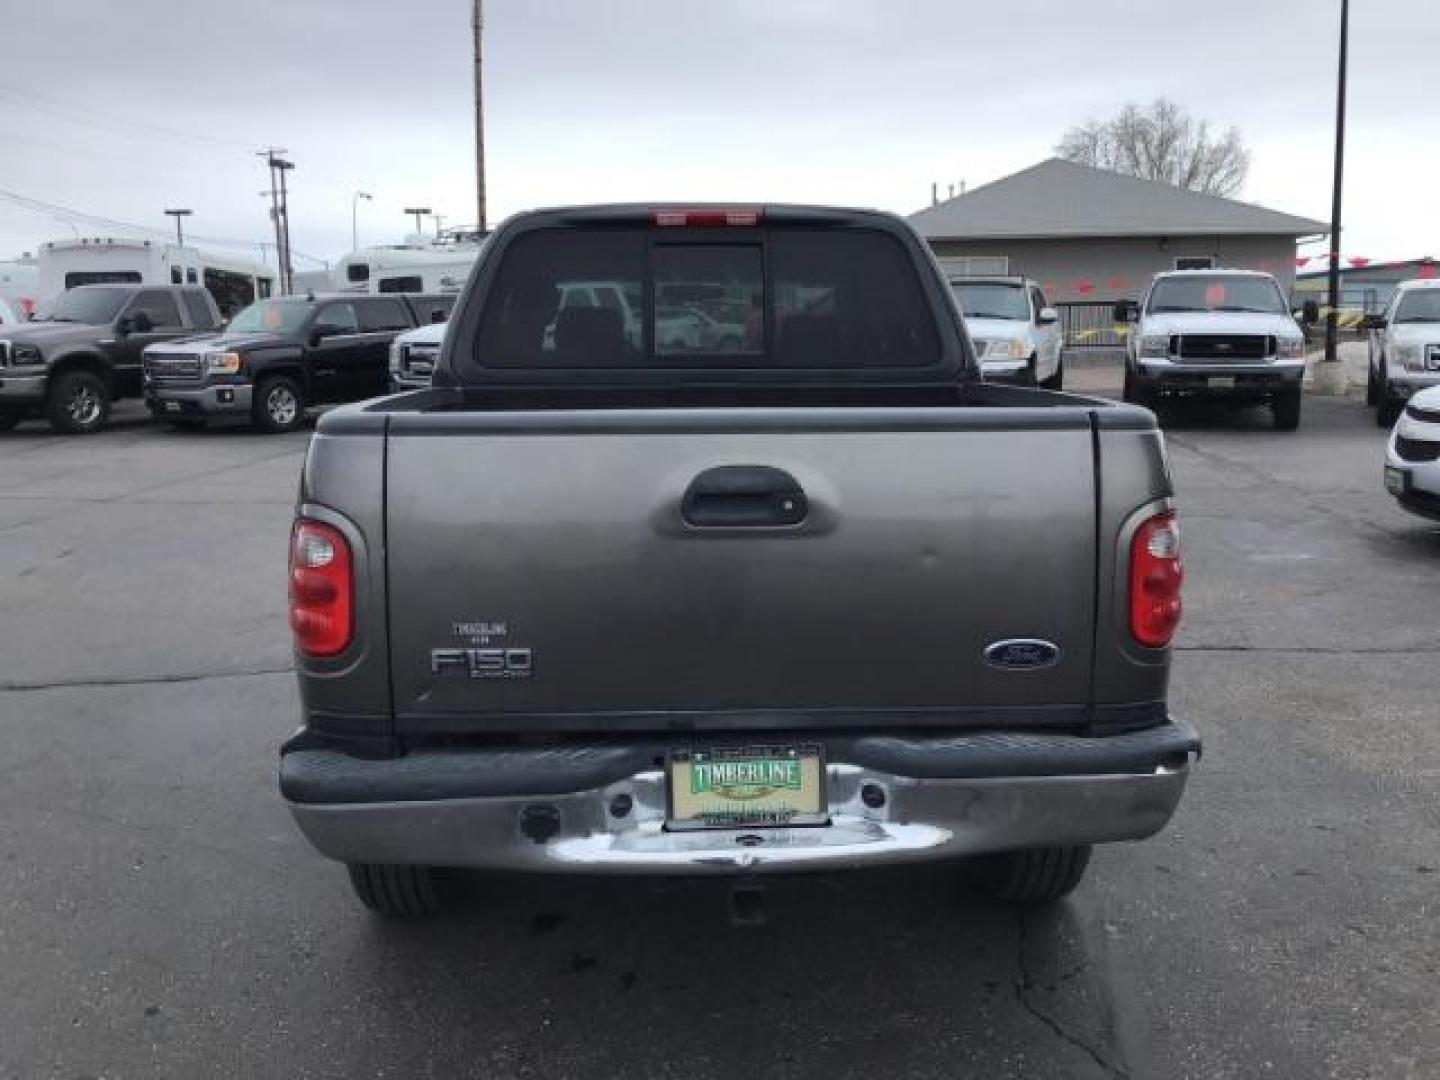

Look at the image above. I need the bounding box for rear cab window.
[127,290,183,328]
[359,298,412,332]
[470,222,941,373]
[180,291,216,329]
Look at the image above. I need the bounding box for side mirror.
[1037,306,1059,325]
[116,315,133,335]
[1300,300,1320,326]
[1112,300,1138,322]
[1360,312,1386,331]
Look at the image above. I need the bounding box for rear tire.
[1272,386,1302,431]
[252,375,305,434]
[46,370,110,435]
[346,863,441,918]
[1365,364,1379,406]
[974,845,1092,904]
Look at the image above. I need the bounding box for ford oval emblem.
[984,639,1061,670]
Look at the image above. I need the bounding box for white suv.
[948,276,1064,388]
[1117,269,1309,431]
[1366,278,1440,427]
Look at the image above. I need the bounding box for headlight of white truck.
[205,351,242,374]
[1140,334,1170,358]
[984,338,1027,360]
[1393,344,1425,371]
[1276,336,1305,359]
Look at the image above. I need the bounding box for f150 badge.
[431,648,534,680]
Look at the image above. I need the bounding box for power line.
[0,185,328,266]
[0,83,257,152]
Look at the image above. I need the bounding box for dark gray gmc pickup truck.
[280,205,1198,917]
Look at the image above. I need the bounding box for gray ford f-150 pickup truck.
[280,205,1198,918]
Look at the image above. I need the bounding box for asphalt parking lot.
[1,369,1436,1080]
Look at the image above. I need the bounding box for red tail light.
[652,208,761,227]
[289,519,353,657]
[1129,511,1183,648]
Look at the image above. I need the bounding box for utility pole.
[473,0,487,233]
[258,149,287,292]
[1324,0,1349,366]
[164,208,192,247]
[275,157,295,296]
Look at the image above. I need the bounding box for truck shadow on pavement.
[332,865,1126,1079]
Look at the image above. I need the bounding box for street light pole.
[402,207,432,237]
[1323,0,1349,366]
[164,208,193,247]
[473,0,487,233]
[351,191,372,251]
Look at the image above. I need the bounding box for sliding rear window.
[470,226,939,371]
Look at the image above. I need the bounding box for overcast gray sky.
[0,0,1435,273]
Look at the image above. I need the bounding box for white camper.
[37,238,275,318]
[0,256,40,319]
[332,231,485,296]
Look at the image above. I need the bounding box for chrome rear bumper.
[286,756,1192,874]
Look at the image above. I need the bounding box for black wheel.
[1122,365,1155,408]
[1272,386,1302,431]
[1377,396,1402,428]
[1365,364,1379,406]
[974,845,1092,904]
[346,862,441,918]
[252,375,305,434]
[46,370,110,434]
[1041,354,1065,391]
[0,410,23,432]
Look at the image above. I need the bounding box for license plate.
[667,746,826,830]
[1385,466,1409,496]
[162,400,181,413]
[1208,376,1237,389]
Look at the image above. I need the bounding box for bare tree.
[1057,98,1250,197]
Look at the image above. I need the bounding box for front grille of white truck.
[1173,334,1272,362]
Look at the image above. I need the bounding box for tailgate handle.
[682,465,808,528]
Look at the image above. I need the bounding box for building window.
[1174,256,1215,270]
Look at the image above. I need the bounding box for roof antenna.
[931,181,938,207]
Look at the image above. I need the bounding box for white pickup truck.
[1117,269,1310,431]
[1366,279,1440,427]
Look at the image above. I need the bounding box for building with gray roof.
[909,158,1328,310]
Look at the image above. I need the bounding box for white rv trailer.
[332,231,485,295]
[37,237,274,318]
[0,256,40,319]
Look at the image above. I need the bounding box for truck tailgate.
[385,407,1097,733]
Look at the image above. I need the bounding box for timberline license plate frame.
[666,744,828,831]
[1207,375,1237,390]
